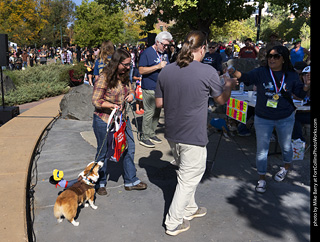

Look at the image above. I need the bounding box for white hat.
[302,66,310,73]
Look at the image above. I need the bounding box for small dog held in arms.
[53,161,103,226]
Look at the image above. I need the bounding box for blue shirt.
[239,66,307,120]
[290,47,305,65]
[93,56,111,76]
[139,46,168,90]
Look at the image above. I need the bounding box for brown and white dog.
[53,161,103,226]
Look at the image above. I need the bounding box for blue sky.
[73,0,83,6]
[73,0,92,6]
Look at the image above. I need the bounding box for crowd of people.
[87,30,311,236]
[9,30,311,236]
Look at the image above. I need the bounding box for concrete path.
[31,106,311,242]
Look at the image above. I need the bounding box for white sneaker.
[255,180,266,193]
[274,167,288,182]
[165,219,190,236]
[184,207,207,221]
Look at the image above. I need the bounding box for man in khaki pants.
[155,31,237,236]
[139,31,173,148]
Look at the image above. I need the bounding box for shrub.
[1,63,85,106]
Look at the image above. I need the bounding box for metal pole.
[256,4,262,42]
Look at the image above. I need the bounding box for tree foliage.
[0,0,50,46]
[40,0,75,47]
[73,0,125,47]
[0,0,75,47]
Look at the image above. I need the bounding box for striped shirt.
[92,73,134,123]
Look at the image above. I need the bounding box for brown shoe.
[97,187,108,196]
[124,182,147,191]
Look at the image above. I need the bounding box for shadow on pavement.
[138,150,178,228]
[226,180,310,241]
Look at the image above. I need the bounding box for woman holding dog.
[229,45,310,193]
[92,48,147,196]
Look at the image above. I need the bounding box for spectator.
[84,53,95,86]
[290,39,310,66]
[15,54,22,70]
[132,65,144,115]
[155,30,237,236]
[67,48,73,64]
[232,40,240,57]
[238,38,259,59]
[266,33,282,52]
[61,50,70,64]
[92,48,147,196]
[138,31,172,148]
[9,53,15,70]
[29,50,35,67]
[202,42,223,74]
[229,45,310,193]
[93,40,114,82]
[292,66,311,142]
[129,47,135,83]
[22,50,29,68]
[39,49,47,65]
[220,45,233,63]
[76,46,81,63]
[168,44,178,63]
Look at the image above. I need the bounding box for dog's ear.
[97,161,104,167]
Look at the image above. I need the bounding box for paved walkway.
[31,104,311,242]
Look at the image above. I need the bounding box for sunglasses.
[267,53,282,60]
[160,42,170,48]
[120,62,131,67]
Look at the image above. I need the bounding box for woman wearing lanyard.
[92,49,147,196]
[229,46,310,193]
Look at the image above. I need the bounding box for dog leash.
[86,107,121,177]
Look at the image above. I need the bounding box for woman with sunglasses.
[228,45,310,193]
[92,49,147,196]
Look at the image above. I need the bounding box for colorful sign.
[226,97,248,124]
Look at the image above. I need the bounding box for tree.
[122,7,147,44]
[0,0,50,46]
[39,0,75,47]
[128,0,256,38]
[73,0,125,47]
[210,20,256,42]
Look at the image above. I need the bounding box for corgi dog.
[53,161,103,226]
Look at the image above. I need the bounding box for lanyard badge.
[269,68,285,101]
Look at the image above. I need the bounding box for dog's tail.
[53,202,63,219]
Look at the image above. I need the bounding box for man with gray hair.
[139,31,173,148]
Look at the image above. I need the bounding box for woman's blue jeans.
[254,112,295,175]
[92,114,140,188]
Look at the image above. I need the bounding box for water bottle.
[239,82,244,94]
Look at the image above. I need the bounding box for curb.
[0,96,63,242]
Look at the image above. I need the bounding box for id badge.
[266,99,278,108]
